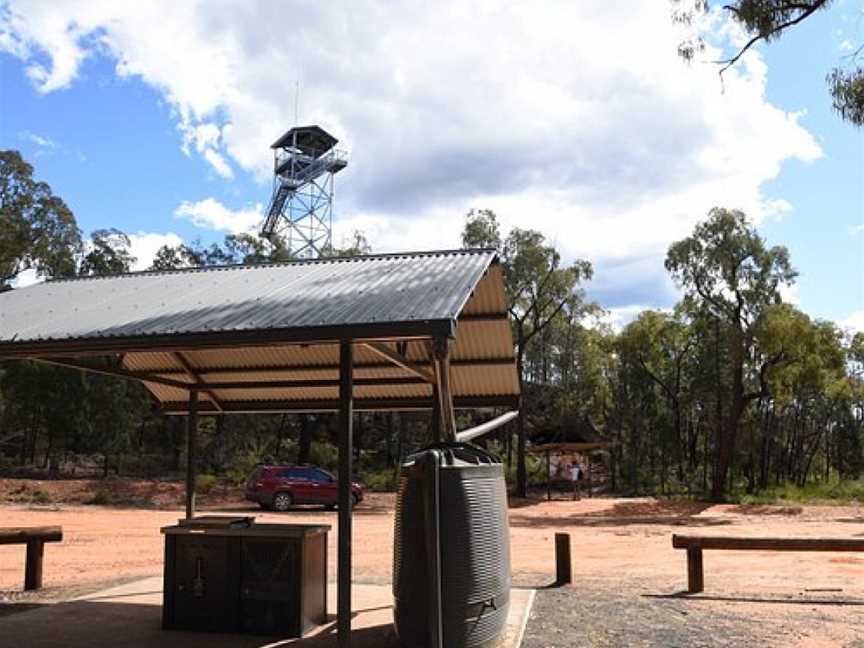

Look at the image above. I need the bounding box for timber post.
[686,547,704,594]
[546,451,552,501]
[555,532,572,585]
[432,336,457,442]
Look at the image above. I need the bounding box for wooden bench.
[0,526,63,590]
[672,534,864,594]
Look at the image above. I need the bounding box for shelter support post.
[337,340,354,648]
[432,336,456,442]
[185,389,199,520]
[546,451,551,501]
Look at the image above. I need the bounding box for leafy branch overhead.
[673,0,864,126]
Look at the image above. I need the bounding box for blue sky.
[0,1,861,330]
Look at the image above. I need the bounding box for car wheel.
[324,503,336,511]
[272,492,293,512]
[352,493,359,507]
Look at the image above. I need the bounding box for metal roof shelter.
[527,441,611,502]
[0,248,519,647]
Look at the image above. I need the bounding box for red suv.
[245,465,364,511]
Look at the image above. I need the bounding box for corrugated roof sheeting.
[0,250,494,346]
[451,320,513,360]
[451,366,520,397]
[460,264,508,316]
[2,249,519,412]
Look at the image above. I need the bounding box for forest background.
[2,148,862,505]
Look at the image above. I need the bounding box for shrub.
[29,487,51,504]
[737,479,864,505]
[308,441,338,472]
[361,468,398,492]
[195,473,218,494]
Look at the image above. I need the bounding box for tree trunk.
[297,415,315,464]
[515,341,528,498]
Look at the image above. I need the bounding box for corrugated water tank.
[393,443,511,648]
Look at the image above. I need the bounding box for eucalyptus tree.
[462,209,593,496]
[0,150,81,288]
[79,229,137,276]
[666,207,796,500]
[618,310,695,485]
[674,1,862,126]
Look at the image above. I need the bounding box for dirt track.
[1,486,862,646]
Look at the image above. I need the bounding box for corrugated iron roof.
[0,249,519,413]
[0,249,496,351]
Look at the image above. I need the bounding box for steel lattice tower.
[260,125,348,258]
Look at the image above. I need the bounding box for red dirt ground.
[1,479,862,646]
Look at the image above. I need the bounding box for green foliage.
[673,1,862,127]
[0,150,862,510]
[737,479,864,505]
[0,149,82,287]
[79,229,136,275]
[195,473,218,494]
[828,66,864,126]
[462,209,502,249]
[307,440,339,472]
[361,468,398,492]
[224,437,281,485]
[4,483,53,505]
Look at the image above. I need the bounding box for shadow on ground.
[509,499,733,528]
[0,599,399,647]
[209,504,392,517]
[726,505,803,516]
[644,592,864,606]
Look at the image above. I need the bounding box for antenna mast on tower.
[260,125,348,258]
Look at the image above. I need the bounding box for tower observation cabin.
[260,125,348,258]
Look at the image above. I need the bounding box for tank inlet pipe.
[454,410,519,444]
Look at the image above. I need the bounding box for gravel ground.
[2,484,862,644]
[522,578,864,648]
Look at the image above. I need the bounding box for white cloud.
[0,0,825,310]
[778,282,801,306]
[127,231,183,271]
[174,198,261,233]
[841,310,864,335]
[19,130,56,148]
[595,305,658,333]
[202,149,233,179]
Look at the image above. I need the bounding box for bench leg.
[24,540,44,590]
[686,547,703,594]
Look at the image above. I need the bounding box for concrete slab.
[0,577,534,647]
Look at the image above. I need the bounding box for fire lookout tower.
[260,125,348,258]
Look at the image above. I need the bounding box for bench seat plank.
[0,526,63,545]
[673,535,864,552]
[672,534,864,594]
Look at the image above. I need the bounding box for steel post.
[337,341,354,647]
[185,389,199,520]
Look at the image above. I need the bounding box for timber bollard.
[555,532,572,585]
